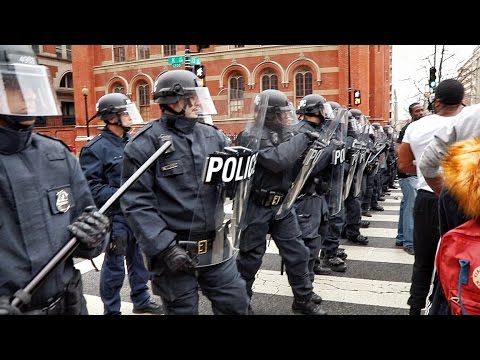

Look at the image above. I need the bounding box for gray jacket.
[420,104,478,178]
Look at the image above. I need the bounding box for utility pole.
[347,45,352,109]
[184,45,192,72]
[393,89,398,130]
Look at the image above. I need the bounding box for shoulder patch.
[34,132,71,151]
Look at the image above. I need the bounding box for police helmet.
[255,89,296,131]
[95,92,144,126]
[349,108,363,119]
[328,101,341,110]
[153,69,216,116]
[153,70,201,104]
[96,93,130,121]
[261,89,292,114]
[0,45,61,120]
[297,94,325,115]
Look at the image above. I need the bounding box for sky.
[391,45,478,120]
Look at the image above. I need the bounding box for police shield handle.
[10,140,173,310]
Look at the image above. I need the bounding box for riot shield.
[343,139,361,200]
[186,89,266,267]
[275,108,347,220]
[327,110,348,215]
[353,118,370,197]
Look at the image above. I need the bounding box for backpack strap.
[458,259,470,315]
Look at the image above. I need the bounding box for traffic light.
[353,89,361,105]
[194,65,206,86]
[429,67,437,89]
[195,65,205,79]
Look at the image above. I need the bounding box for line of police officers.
[0,45,395,315]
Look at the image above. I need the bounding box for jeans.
[100,217,151,315]
[396,176,417,249]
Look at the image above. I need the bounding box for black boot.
[311,292,323,304]
[323,256,347,272]
[292,298,327,315]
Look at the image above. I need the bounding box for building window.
[233,45,245,48]
[59,72,73,89]
[137,45,150,60]
[61,102,75,125]
[112,83,125,94]
[229,75,245,117]
[163,45,176,57]
[137,81,150,121]
[113,46,126,63]
[261,72,279,91]
[55,45,71,60]
[295,69,313,104]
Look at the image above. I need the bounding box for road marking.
[253,269,410,309]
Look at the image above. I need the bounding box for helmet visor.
[0,63,61,117]
[323,102,334,119]
[124,102,144,124]
[183,87,217,117]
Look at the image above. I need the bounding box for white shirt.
[403,114,454,192]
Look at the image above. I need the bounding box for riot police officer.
[79,93,163,315]
[0,45,110,315]
[236,89,327,315]
[341,110,368,245]
[313,101,349,273]
[120,70,249,315]
[293,94,339,278]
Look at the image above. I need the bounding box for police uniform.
[0,133,104,314]
[291,120,331,281]
[120,115,249,315]
[80,127,153,315]
[236,126,318,305]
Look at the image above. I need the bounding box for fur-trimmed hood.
[442,137,480,218]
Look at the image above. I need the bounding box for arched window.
[112,83,125,94]
[137,81,150,121]
[229,74,245,117]
[59,72,73,89]
[261,71,278,91]
[295,68,313,105]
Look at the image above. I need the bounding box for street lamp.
[81,85,90,138]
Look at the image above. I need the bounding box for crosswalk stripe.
[264,242,413,264]
[84,294,137,315]
[363,214,400,221]
[252,269,410,309]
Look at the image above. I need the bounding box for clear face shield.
[122,102,144,126]
[323,102,334,120]
[181,87,217,119]
[0,63,61,117]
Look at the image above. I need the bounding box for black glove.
[304,130,321,142]
[0,296,21,315]
[330,139,345,150]
[68,206,110,248]
[156,245,195,273]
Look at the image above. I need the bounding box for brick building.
[71,45,392,150]
[32,45,77,150]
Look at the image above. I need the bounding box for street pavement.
[78,183,412,315]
